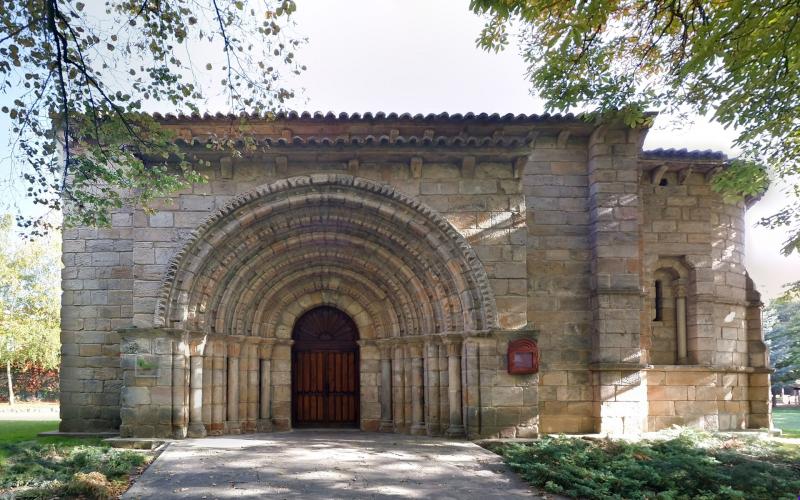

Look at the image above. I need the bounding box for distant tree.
[764,299,800,392]
[0,215,60,404]
[0,0,304,234]
[471,0,796,248]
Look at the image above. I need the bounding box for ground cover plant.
[774,407,800,438]
[0,420,151,499]
[489,428,800,500]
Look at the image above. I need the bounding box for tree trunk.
[6,361,14,406]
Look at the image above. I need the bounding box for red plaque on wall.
[508,339,539,374]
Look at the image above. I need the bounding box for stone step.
[104,437,171,449]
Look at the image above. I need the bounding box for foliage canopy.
[471,0,798,251]
[764,298,800,388]
[0,214,61,370]
[0,0,304,234]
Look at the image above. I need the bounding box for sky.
[1,0,798,299]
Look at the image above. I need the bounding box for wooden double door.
[291,306,360,427]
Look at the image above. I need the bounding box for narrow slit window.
[654,280,663,321]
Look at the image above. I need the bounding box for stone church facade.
[59,112,772,439]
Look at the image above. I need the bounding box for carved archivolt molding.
[154,174,497,336]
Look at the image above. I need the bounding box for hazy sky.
[1,0,797,299]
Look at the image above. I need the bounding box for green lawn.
[0,420,150,499]
[488,429,800,500]
[774,406,800,438]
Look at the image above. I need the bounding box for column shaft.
[259,358,272,429]
[188,352,206,437]
[379,351,393,432]
[209,342,225,435]
[426,342,440,436]
[676,295,688,363]
[445,341,465,437]
[410,344,426,435]
[227,349,240,434]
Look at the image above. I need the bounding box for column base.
[226,421,241,435]
[257,419,273,432]
[378,420,394,433]
[410,424,427,436]
[187,422,207,438]
[445,425,465,438]
[172,426,188,439]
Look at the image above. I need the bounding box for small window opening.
[659,178,669,187]
[654,280,663,321]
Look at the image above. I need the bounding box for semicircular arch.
[155,174,497,336]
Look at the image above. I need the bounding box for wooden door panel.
[292,307,360,427]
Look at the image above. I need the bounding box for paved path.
[123,430,537,499]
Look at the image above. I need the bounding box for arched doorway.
[291,306,360,427]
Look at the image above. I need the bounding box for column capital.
[258,343,274,359]
[189,337,206,356]
[442,337,463,355]
[227,341,242,357]
[406,340,424,357]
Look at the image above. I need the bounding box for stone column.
[409,342,426,435]
[238,340,249,432]
[245,343,259,432]
[378,345,393,432]
[258,343,273,432]
[425,341,441,436]
[445,340,465,437]
[392,345,405,431]
[171,339,189,439]
[201,342,213,427]
[226,342,241,434]
[187,340,207,438]
[675,282,688,364]
[209,340,225,435]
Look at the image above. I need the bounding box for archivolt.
[155,174,497,336]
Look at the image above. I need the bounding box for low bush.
[491,429,800,500]
[0,440,149,498]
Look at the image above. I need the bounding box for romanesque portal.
[59,112,772,439]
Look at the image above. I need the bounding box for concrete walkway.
[123,430,537,499]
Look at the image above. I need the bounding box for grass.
[774,406,800,438]
[488,429,800,500]
[0,420,151,499]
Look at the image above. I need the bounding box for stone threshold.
[104,437,171,449]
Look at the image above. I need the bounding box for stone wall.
[58,113,772,438]
[60,215,133,432]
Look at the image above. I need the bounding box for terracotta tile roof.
[642,148,727,161]
[152,110,587,123]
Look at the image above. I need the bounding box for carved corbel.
[590,124,608,145]
[650,164,669,185]
[525,130,540,147]
[677,166,693,185]
[219,156,233,180]
[705,166,722,183]
[275,156,288,176]
[348,159,360,176]
[410,157,423,178]
[557,129,571,149]
[461,156,476,177]
[513,156,527,179]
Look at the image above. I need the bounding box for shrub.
[491,429,800,500]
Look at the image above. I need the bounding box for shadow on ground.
[123,430,538,499]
